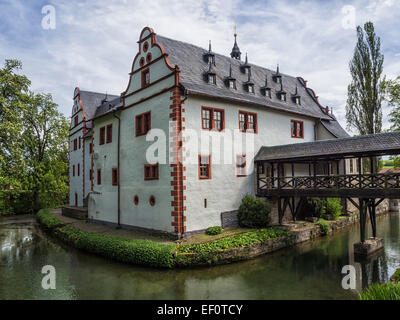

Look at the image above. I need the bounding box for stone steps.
[62,206,88,220]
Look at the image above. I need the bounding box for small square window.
[144,164,159,180]
[136,111,151,136]
[199,155,211,179]
[236,155,246,177]
[291,120,304,138]
[141,69,150,87]
[112,168,118,186]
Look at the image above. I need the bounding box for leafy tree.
[346,22,384,135]
[383,76,400,131]
[0,59,69,213]
[346,22,385,172]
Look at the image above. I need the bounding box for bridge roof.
[255,132,400,162]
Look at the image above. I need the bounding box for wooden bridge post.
[359,198,367,243]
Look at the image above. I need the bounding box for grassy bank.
[176,228,290,266]
[36,209,291,268]
[37,209,175,268]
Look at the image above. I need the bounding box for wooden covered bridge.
[255,132,400,247]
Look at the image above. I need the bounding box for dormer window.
[248,84,254,93]
[241,53,251,74]
[273,64,282,84]
[292,86,301,105]
[203,40,215,65]
[280,93,286,101]
[208,74,216,85]
[265,88,271,98]
[226,64,236,90]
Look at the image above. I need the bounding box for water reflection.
[0,213,399,300]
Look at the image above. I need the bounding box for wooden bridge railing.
[257,173,400,191]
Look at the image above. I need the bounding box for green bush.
[391,268,400,283]
[36,208,64,230]
[238,195,271,228]
[36,209,175,268]
[359,283,400,300]
[205,226,222,235]
[323,198,342,220]
[303,198,342,220]
[316,219,330,236]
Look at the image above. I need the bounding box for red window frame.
[97,168,101,185]
[144,163,159,180]
[198,155,211,180]
[236,155,247,177]
[141,68,150,88]
[89,142,93,154]
[106,124,112,143]
[99,126,105,145]
[74,116,78,127]
[291,120,304,138]
[112,168,118,186]
[136,111,151,137]
[201,106,225,131]
[77,163,80,176]
[79,137,81,149]
[72,165,75,177]
[238,110,258,133]
[73,138,77,151]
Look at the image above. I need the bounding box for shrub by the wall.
[238,195,271,228]
[316,219,330,236]
[323,198,342,220]
[205,226,222,235]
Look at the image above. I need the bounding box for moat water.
[0,212,399,300]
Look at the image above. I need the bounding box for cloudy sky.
[1,0,399,133]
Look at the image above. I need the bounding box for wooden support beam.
[368,199,377,238]
[348,197,359,210]
[359,198,367,243]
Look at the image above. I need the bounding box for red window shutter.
[106,124,112,143]
[73,165,75,177]
[97,169,101,185]
[99,127,105,145]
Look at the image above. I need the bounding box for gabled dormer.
[203,40,215,65]
[273,64,282,84]
[243,70,255,94]
[241,53,251,75]
[261,76,272,98]
[292,86,301,105]
[276,81,287,102]
[204,61,216,85]
[225,64,236,90]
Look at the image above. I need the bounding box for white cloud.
[0,0,398,133]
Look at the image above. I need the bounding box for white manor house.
[68,27,354,238]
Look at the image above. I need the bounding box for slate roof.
[255,132,400,162]
[80,90,118,120]
[320,119,350,138]
[156,35,332,121]
[92,96,123,120]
